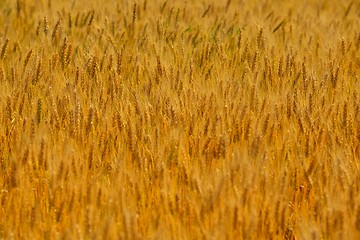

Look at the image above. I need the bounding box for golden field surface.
[0,0,360,239]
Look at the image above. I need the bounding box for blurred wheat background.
[0,0,360,239]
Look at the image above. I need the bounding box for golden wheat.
[0,0,360,239]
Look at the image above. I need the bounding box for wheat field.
[0,0,359,239]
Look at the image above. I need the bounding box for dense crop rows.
[1,0,360,239]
